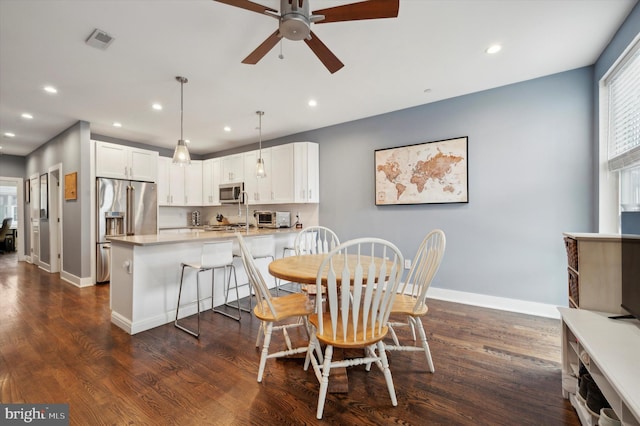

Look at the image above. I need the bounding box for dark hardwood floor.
[0,252,580,425]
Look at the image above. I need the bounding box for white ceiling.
[0,0,637,158]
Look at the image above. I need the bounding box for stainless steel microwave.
[219,182,244,204]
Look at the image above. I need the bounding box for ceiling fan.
[214,0,400,73]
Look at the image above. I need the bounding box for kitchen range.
[96,178,157,283]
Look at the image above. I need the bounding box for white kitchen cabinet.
[270,144,294,203]
[157,157,171,205]
[244,149,272,203]
[184,160,202,206]
[293,142,319,203]
[202,158,221,205]
[157,157,202,206]
[221,153,244,184]
[95,140,158,182]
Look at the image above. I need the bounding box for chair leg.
[174,265,200,338]
[316,344,333,419]
[257,321,274,383]
[377,341,398,407]
[415,318,435,373]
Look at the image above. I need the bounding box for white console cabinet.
[559,307,640,425]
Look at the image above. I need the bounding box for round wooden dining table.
[268,253,394,286]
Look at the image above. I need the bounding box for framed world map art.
[375,136,468,205]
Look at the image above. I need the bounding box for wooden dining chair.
[304,238,404,419]
[294,225,340,255]
[386,229,446,373]
[235,233,315,383]
[291,226,340,295]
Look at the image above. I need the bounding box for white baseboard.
[426,286,562,319]
[60,270,94,288]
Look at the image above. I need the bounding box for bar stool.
[233,234,276,302]
[175,240,241,338]
[276,233,300,294]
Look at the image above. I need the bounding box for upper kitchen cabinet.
[221,153,244,184]
[244,149,273,204]
[270,144,295,203]
[95,140,158,182]
[184,160,203,206]
[202,158,221,206]
[157,157,202,206]
[293,142,319,203]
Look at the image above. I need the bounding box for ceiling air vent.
[85,28,114,50]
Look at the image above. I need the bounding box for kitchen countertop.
[108,227,297,247]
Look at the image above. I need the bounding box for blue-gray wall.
[25,121,91,278]
[0,154,26,178]
[264,68,593,306]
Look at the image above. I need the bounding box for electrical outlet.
[404,259,411,269]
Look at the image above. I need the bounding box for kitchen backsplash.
[158,203,319,229]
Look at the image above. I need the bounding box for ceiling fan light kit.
[214,0,399,73]
[172,76,191,165]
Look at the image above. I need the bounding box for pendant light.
[172,76,191,165]
[256,110,266,178]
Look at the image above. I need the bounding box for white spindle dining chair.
[304,237,404,419]
[386,229,446,372]
[235,233,315,382]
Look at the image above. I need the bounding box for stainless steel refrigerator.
[96,178,157,283]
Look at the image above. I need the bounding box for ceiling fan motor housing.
[279,0,311,40]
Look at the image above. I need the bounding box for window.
[0,180,18,226]
[600,35,640,231]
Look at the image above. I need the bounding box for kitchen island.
[108,228,297,334]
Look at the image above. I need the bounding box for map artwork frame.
[375,136,468,205]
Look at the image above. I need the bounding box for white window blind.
[607,41,640,171]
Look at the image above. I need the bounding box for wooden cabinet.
[563,233,622,314]
[202,158,221,206]
[293,142,319,203]
[221,153,244,184]
[559,308,640,425]
[95,141,158,182]
[157,157,201,206]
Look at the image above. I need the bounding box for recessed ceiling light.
[21,113,33,119]
[113,122,122,128]
[224,126,231,132]
[4,132,15,138]
[308,99,317,107]
[152,103,163,111]
[43,85,58,94]
[486,44,502,54]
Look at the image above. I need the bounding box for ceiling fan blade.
[213,0,278,16]
[242,30,281,64]
[313,0,399,23]
[304,31,344,74]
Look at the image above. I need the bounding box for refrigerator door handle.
[126,184,135,235]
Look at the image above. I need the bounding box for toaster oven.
[255,211,291,228]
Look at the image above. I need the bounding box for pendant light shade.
[172,76,191,165]
[256,110,266,178]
